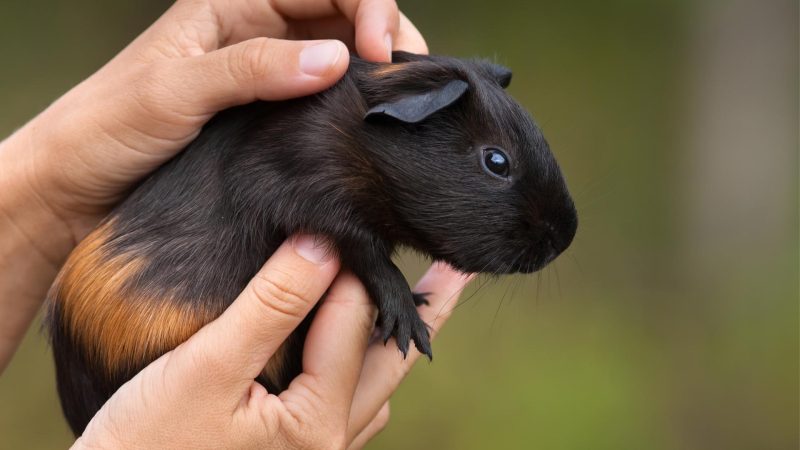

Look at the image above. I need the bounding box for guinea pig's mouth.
[490,224,576,275]
[513,213,578,274]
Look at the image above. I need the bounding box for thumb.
[176,235,340,391]
[164,38,349,116]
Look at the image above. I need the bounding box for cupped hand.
[74,236,469,449]
[6,0,427,250]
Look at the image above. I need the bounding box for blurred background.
[0,0,796,448]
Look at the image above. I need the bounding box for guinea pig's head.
[357,52,577,274]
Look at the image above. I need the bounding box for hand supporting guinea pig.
[0,0,429,369]
[73,238,469,449]
[0,0,471,446]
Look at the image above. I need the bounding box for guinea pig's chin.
[441,242,561,275]
[463,248,559,275]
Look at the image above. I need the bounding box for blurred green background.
[0,0,797,448]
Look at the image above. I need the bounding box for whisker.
[535,270,543,307]
[490,275,514,333]
[429,264,482,322]
[432,254,498,320]
[568,252,584,277]
[508,275,518,307]
[553,262,563,302]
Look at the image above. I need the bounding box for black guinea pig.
[45,51,578,435]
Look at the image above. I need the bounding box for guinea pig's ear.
[364,79,469,124]
[489,63,512,88]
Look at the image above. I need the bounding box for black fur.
[47,51,577,435]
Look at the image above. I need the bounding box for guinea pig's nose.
[544,208,577,257]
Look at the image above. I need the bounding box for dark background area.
[0,0,797,448]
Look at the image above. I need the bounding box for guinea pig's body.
[46,52,577,435]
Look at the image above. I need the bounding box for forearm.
[0,125,75,372]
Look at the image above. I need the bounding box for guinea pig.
[45,51,578,435]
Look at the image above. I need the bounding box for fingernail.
[293,234,332,264]
[384,34,393,61]
[299,41,342,76]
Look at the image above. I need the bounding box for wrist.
[0,124,77,265]
[0,124,78,372]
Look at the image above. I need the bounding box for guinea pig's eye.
[481,147,511,179]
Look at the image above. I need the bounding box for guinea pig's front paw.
[379,297,432,360]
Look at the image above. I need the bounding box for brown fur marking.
[53,220,287,381]
[372,63,409,77]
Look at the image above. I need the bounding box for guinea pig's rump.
[45,218,302,435]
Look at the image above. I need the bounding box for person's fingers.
[211,0,342,46]
[268,0,399,62]
[118,0,415,64]
[178,235,339,391]
[280,272,376,421]
[154,38,348,119]
[256,11,426,57]
[347,401,390,450]
[350,0,400,62]
[45,37,347,193]
[394,12,429,55]
[91,38,346,151]
[345,263,472,441]
[284,17,359,49]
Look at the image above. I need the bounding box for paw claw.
[377,296,433,360]
[412,325,433,361]
[380,326,393,345]
[379,313,395,344]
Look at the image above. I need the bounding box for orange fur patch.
[52,220,287,382]
[372,63,409,77]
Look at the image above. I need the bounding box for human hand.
[4,0,427,250]
[73,236,469,449]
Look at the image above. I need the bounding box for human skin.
[0,0,470,447]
